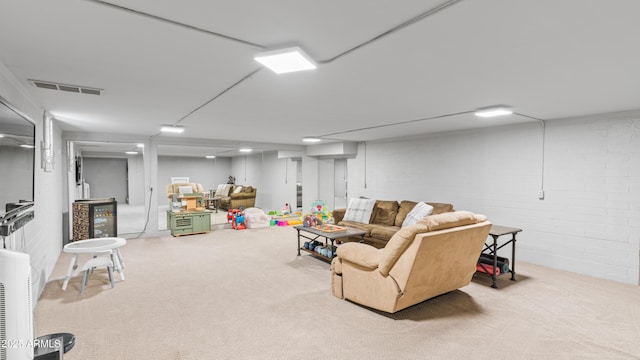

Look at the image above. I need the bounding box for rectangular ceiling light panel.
[254,47,317,74]
[474,106,513,118]
[160,126,185,133]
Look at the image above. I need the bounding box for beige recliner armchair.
[331,211,491,313]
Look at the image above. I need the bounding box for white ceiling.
[1,0,639,156]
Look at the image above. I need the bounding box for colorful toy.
[303,215,317,228]
[227,209,242,223]
[303,200,333,224]
[232,213,246,230]
[282,203,291,215]
[310,200,327,215]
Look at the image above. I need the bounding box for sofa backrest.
[241,186,256,194]
[389,217,490,310]
[393,201,454,227]
[379,211,488,276]
[166,183,204,198]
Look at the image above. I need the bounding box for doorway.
[82,157,128,203]
[334,159,347,209]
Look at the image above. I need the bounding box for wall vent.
[29,79,102,96]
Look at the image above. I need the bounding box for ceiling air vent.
[29,79,102,96]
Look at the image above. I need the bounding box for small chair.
[80,257,115,294]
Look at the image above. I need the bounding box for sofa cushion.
[178,185,193,195]
[370,200,399,226]
[419,210,487,231]
[370,226,401,241]
[394,200,417,226]
[402,201,434,227]
[342,198,376,223]
[337,221,377,235]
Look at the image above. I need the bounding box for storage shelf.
[299,247,334,262]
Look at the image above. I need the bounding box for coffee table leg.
[491,235,498,289]
[61,254,79,291]
[297,228,301,256]
[510,233,517,281]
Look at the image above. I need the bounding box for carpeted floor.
[34,226,640,359]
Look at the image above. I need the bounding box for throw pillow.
[214,184,225,197]
[394,200,417,226]
[233,186,243,194]
[342,198,376,224]
[370,200,399,226]
[178,185,193,194]
[401,201,434,227]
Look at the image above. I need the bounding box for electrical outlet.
[538,190,545,200]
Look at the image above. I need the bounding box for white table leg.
[115,248,125,269]
[112,248,125,281]
[61,254,79,291]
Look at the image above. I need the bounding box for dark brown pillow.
[427,202,454,215]
[394,200,417,226]
[370,200,399,226]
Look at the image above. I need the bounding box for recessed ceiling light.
[254,47,317,74]
[302,137,322,143]
[125,151,138,155]
[239,148,252,153]
[161,125,185,133]
[137,143,144,148]
[474,106,513,118]
[20,144,35,149]
[205,155,216,159]
[0,134,4,138]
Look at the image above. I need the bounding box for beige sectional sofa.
[332,200,454,248]
[331,211,491,313]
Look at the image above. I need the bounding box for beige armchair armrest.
[335,242,382,270]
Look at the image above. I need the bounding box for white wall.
[83,158,128,203]
[346,113,640,285]
[248,151,297,211]
[317,159,335,209]
[128,156,145,206]
[302,156,319,211]
[0,62,63,300]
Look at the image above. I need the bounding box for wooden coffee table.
[294,225,367,262]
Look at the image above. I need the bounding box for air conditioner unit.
[0,249,34,360]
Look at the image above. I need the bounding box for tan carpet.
[34,227,640,359]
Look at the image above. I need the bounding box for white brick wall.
[347,112,640,285]
[1,63,64,301]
